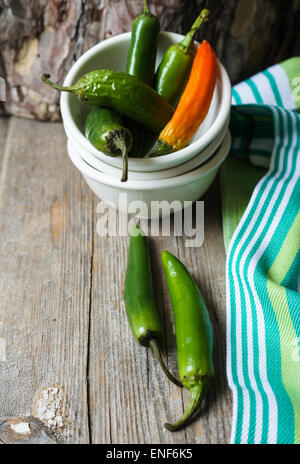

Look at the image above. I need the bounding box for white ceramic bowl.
[68,130,231,218]
[60,32,231,173]
[69,115,229,181]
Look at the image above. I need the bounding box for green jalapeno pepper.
[41,71,174,134]
[124,225,182,387]
[126,0,160,157]
[155,9,210,107]
[126,0,160,86]
[161,250,214,431]
[84,107,132,182]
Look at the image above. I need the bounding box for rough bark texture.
[0,0,299,120]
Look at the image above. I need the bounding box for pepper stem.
[114,133,129,182]
[179,9,210,53]
[164,383,204,431]
[106,128,132,182]
[41,73,82,93]
[154,139,173,156]
[149,339,182,388]
[143,0,150,15]
[121,146,129,182]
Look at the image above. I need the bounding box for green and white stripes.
[226,59,300,444]
[232,59,298,110]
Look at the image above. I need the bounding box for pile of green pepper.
[42,1,210,181]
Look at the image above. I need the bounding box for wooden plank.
[0,117,9,171]
[0,117,93,443]
[88,178,231,444]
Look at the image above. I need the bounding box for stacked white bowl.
[61,32,232,217]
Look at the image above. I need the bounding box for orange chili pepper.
[157,40,217,154]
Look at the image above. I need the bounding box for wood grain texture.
[0,117,93,443]
[0,117,231,443]
[0,117,9,171]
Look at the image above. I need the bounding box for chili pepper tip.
[41,73,50,81]
[164,383,204,431]
[201,9,210,20]
[41,73,72,92]
[161,250,173,267]
[143,0,150,14]
[129,223,143,237]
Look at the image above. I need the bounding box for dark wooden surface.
[0,117,231,444]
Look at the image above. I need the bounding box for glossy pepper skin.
[84,108,132,182]
[126,0,160,87]
[155,9,210,107]
[41,71,174,134]
[161,251,214,431]
[157,40,217,155]
[125,0,160,157]
[124,225,182,387]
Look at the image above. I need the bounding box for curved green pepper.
[155,9,210,107]
[124,225,182,387]
[41,71,174,134]
[84,107,132,182]
[161,250,214,431]
[126,0,160,86]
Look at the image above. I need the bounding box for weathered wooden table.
[0,117,231,444]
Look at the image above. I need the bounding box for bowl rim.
[68,131,231,191]
[60,31,232,171]
[68,115,230,181]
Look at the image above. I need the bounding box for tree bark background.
[0,0,299,121]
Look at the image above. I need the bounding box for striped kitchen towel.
[221,57,300,444]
